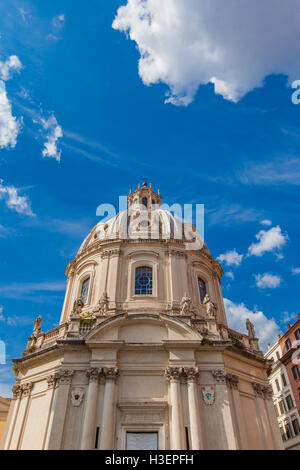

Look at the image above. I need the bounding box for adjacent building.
[0,397,11,443]
[265,338,300,450]
[1,184,283,450]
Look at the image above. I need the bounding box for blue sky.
[0,0,300,395]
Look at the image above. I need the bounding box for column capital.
[211,369,226,384]
[103,367,119,380]
[46,375,57,389]
[22,382,33,397]
[165,367,183,382]
[12,384,22,399]
[251,382,264,397]
[226,373,239,389]
[262,385,273,400]
[55,369,74,385]
[86,367,101,383]
[183,367,200,382]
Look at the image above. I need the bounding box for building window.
[142,197,148,209]
[278,400,285,414]
[286,395,294,410]
[198,278,207,303]
[281,374,287,387]
[285,422,293,440]
[81,278,90,304]
[135,266,153,295]
[275,379,280,392]
[280,427,286,441]
[295,329,300,340]
[292,419,300,436]
[292,365,300,380]
[285,338,292,351]
[276,351,280,360]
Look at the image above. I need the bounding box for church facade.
[1,184,283,450]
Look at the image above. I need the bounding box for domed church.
[1,183,283,450]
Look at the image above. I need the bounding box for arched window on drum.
[135,267,153,295]
[198,278,207,304]
[81,277,90,304]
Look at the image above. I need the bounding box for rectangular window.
[292,365,300,380]
[278,400,285,414]
[295,329,300,340]
[275,379,280,392]
[286,394,294,410]
[285,423,293,440]
[281,374,287,387]
[135,267,153,295]
[292,419,300,436]
[276,351,280,360]
[285,338,292,351]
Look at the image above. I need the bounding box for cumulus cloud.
[40,114,63,161]
[224,298,280,352]
[0,179,34,216]
[255,273,282,289]
[292,267,300,275]
[248,225,288,257]
[0,81,22,149]
[217,249,243,267]
[113,0,300,105]
[0,55,22,81]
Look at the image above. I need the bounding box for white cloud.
[238,158,300,186]
[248,225,288,257]
[292,267,300,275]
[48,14,65,41]
[224,298,280,352]
[0,81,22,149]
[217,249,243,267]
[0,281,65,298]
[0,305,4,322]
[255,273,282,289]
[40,114,63,161]
[260,219,272,226]
[0,179,34,216]
[0,55,22,81]
[113,0,300,105]
[224,271,234,280]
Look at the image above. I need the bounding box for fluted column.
[165,367,184,450]
[99,367,119,450]
[81,368,101,450]
[16,382,33,449]
[3,385,23,450]
[185,367,202,450]
[47,369,74,450]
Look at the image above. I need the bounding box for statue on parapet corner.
[72,297,84,316]
[203,294,217,318]
[246,318,256,339]
[180,293,192,315]
[32,315,42,337]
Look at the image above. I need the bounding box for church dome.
[78,182,204,255]
[61,182,226,326]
